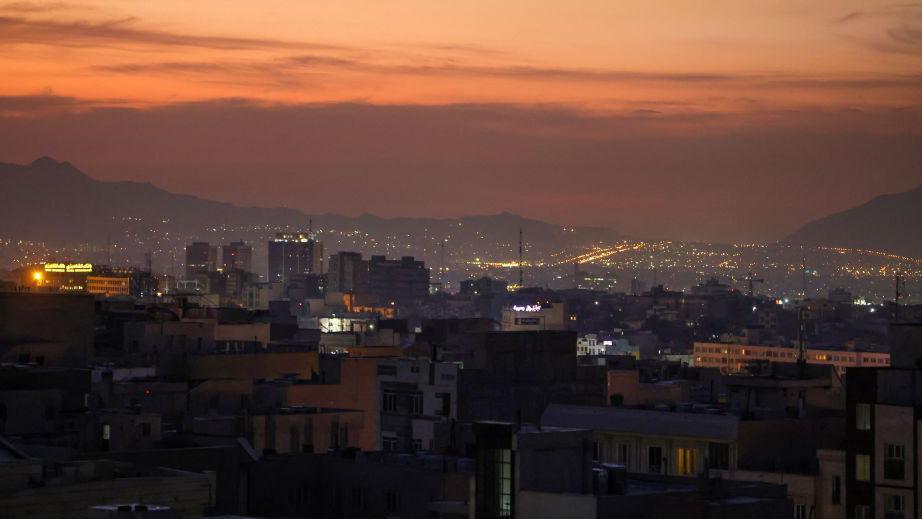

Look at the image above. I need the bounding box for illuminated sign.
[512,304,542,312]
[43,262,93,273]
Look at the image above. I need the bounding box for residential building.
[541,404,740,477]
[327,251,368,293]
[693,342,890,376]
[184,242,217,278]
[268,232,323,284]
[221,240,253,273]
[367,255,430,307]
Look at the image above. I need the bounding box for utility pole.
[440,239,446,286]
[518,227,524,288]
[797,306,807,378]
[895,272,903,322]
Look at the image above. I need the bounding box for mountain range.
[785,185,922,258]
[0,157,619,267]
[3,157,921,263]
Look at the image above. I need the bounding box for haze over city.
[2,0,921,241]
[4,3,922,519]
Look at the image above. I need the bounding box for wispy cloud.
[835,2,922,55]
[90,52,922,96]
[0,1,85,13]
[0,93,126,115]
[0,15,345,51]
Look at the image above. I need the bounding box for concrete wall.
[189,351,319,380]
[516,491,596,519]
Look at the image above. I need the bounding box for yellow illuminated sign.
[43,263,93,273]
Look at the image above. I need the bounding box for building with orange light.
[693,342,890,376]
[86,275,131,297]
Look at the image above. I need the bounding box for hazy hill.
[785,185,922,257]
[0,157,619,261]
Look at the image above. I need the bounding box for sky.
[1,0,921,242]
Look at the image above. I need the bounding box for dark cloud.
[0,15,345,50]
[0,97,920,242]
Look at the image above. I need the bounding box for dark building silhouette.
[327,251,368,293]
[268,232,323,284]
[367,255,430,307]
[221,240,253,273]
[184,241,217,278]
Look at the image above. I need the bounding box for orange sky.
[2,0,920,112]
[1,1,922,241]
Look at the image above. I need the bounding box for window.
[382,392,397,413]
[795,504,807,519]
[435,392,451,417]
[885,494,905,519]
[885,444,906,480]
[410,393,423,415]
[708,443,730,470]
[677,447,697,476]
[385,490,401,514]
[831,475,841,504]
[382,436,398,451]
[854,504,870,519]
[855,403,871,430]
[855,454,871,482]
[141,422,151,437]
[648,446,663,474]
[496,448,512,517]
[411,438,422,451]
[616,443,629,466]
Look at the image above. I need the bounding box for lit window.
[855,454,871,482]
[855,403,871,431]
[677,447,697,476]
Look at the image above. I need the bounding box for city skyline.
[1,1,921,242]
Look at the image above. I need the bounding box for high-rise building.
[267,233,323,284]
[367,255,429,306]
[184,242,217,278]
[327,252,368,293]
[222,241,253,273]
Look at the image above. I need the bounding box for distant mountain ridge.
[0,157,619,258]
[785,185,922,258]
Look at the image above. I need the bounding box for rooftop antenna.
[309,217,313,236]
[518,227,524,288]
[106,232,111,266]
